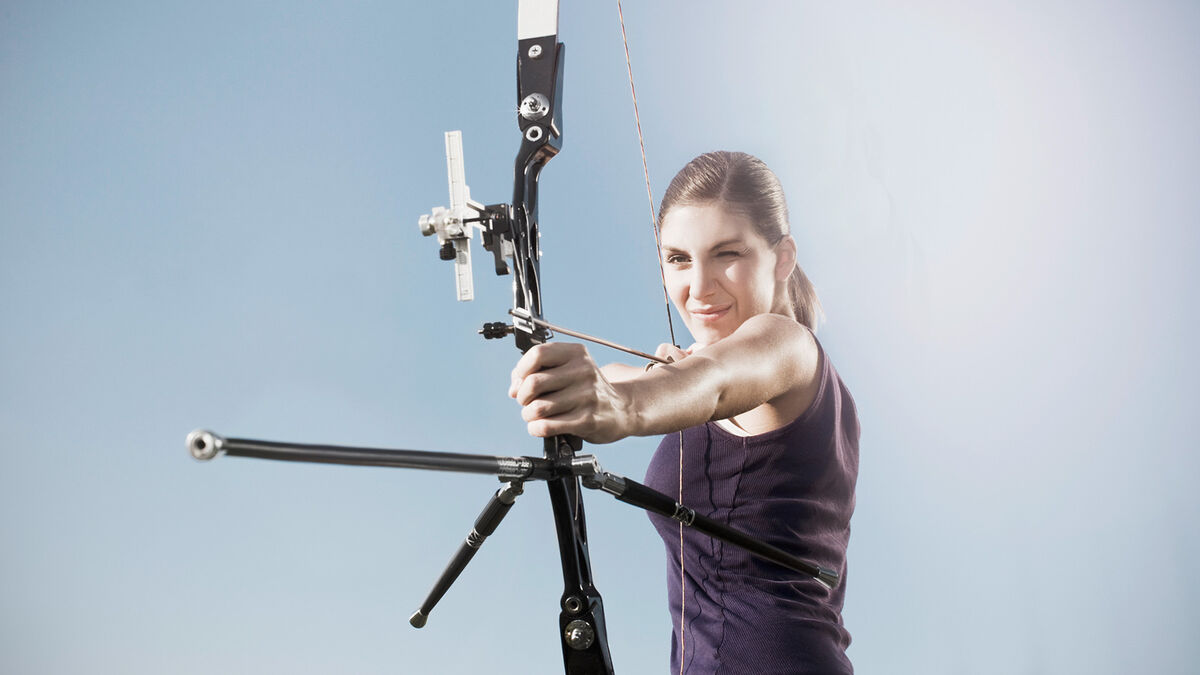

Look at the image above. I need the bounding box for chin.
[684,312,738,346]
[690,326,729,347]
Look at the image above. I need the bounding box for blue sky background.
[2,1,1197,673]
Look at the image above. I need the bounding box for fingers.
[511,369,572,406]
[654,342,689,363]
[516,371,594,439]
[519,384,585,423]
[526,411,596,439]
[506,341,626,443]
[524,403,612,442]
[508,342,588,399]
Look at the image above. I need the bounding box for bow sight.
[417,131,516,304]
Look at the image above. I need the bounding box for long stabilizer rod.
[186,430,555,481]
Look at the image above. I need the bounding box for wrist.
[612,380,644,439]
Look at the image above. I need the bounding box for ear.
[774,236,798,282]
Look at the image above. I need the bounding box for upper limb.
[510,313,820,442]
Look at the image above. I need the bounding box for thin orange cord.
[617,0,676,348]
[677,430,685,674]
[618,3,685,671]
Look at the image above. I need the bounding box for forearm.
[600,362,645,384]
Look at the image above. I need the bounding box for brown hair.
[658,151,823,332]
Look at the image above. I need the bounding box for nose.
[689,259,717,300]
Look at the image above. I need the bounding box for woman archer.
[509,151,860,674]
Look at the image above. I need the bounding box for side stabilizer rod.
[570,456,839,589]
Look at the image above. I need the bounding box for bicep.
[703,314,821,416]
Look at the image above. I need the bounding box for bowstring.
[617,3,685,672]
[617,1,676,348]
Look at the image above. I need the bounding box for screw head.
[564,619,595,651]
[528,44,543,59]
[519,93,551,121]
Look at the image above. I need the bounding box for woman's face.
[660,203,794,347]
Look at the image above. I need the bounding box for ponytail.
[786,264,823,333]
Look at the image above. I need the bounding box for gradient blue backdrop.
[2,1,1197,673]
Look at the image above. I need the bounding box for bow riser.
[510,35,563,351]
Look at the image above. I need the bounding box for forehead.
[660,203,765,247]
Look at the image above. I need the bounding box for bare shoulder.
[736,314,819,374]
[725,313,822,430]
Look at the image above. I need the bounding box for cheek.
[663,272,688,305]
[724,262,758,293]
[728,261,773,303]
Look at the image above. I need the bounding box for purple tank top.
[644,340,860,674]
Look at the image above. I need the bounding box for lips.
[689,304,731,323]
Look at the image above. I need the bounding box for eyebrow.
[661,237,747,254]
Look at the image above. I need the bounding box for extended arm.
[510,313,820,443]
